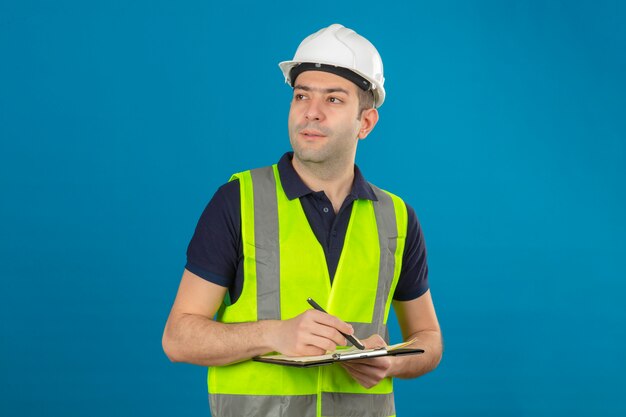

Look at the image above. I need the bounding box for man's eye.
[328,97,342,103]
[295,94,306,100]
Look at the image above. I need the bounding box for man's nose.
[304,99,324,121]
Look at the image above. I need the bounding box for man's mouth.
[300,129,326,138]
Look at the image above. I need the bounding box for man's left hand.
[340,334,393,389]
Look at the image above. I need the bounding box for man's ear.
[358,108,379,139]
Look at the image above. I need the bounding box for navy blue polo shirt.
[186,152,429,304]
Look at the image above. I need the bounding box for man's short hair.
[357,88,375,120]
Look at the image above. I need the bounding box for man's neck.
[291,156,354,214]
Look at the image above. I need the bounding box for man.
[163,23,442,417]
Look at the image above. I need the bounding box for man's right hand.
[267,309,354,357]
[164,270,359,365]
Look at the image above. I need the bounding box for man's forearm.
[388,330,443,379]
[162,313,277,366]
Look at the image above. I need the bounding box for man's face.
[288,71,363,166]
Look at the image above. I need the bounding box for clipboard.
[253,339,424,368]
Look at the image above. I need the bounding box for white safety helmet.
[279,24,386,108]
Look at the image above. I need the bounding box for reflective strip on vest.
[211,165,407,417]
[370,184,398,342]
[209,393,316,417]
[250,166,281,320]
[209,392,395,417]
[322,392,395,417]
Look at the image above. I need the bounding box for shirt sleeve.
[185,180,241,288]
[393,203,430,301]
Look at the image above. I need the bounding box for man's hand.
[340,334,393,389]
[267,309,353,357]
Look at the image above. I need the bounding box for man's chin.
[292,149,328,164]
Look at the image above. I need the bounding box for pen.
[307,297,365,350]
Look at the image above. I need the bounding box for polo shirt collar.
[277,152,378,201]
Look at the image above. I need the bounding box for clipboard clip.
[332,348,388,361]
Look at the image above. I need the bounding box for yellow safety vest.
[208,165,408,417]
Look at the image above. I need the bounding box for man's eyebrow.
[294,85,350,95]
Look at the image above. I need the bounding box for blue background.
[1,1,625,416]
